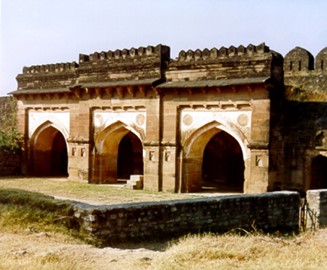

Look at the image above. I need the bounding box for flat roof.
[157,77,270,88]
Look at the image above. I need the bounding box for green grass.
[0,188,75,235]
[0,177,199,205]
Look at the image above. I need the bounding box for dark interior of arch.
[117,132,143,180]
[310,155,327,189]
[33,127,68,177]
[51,132,68,176]
[202,131,244,192]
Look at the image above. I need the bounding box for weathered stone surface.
[7,43,327,194]
[71,191,300,246]
[306,190,327,229]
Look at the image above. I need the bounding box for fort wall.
[8,43,327,194]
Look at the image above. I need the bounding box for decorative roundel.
[183,114,193,126]
[95,114,104,126]
[136,114,145,126]
[237,114,249,126]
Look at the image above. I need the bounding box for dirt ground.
[0,230,167,270]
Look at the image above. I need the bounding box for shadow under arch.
[92,121,144,183]
[181,121,248,193]
[310,155,327,190]
[30,121,68,177]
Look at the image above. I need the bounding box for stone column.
[160,98,178,192]
[143,94,161,191]
[68,100,90,181]
[247,99,271,193]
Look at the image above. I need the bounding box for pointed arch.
[92,120,144,183]
[183,120,249,159]
[30,121,68,176]
[181,120,248,192]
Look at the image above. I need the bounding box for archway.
[32,126,68,176]
[93,121,144,183]
[117,132,144,180]
[202,131,244,192]
[182,122,246,193]
[310,155,327,189]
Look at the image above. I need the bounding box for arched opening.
[310,155,327,189]
[32,126,68,177]
[183,122,246,193]
[202,131,244,192]
[117,132,143,180]
[93,121,144,184]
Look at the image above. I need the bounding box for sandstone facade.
[10,43,327,193]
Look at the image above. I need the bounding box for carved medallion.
[183,114,193,126]
[237,114,248,126]
[136,114,145,126]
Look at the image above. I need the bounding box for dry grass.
[1,177,327,269]
[154,230,327,270]
[0,177,199,205]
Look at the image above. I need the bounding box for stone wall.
[306,190,327,229]
[72,191,300,246]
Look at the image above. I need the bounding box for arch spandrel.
[95,120,145,153]
[180,110,251,156]
[182,120,250,160]
[30,120,69,147]
[92,120,145,184]
[28,111,70,139]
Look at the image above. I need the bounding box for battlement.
[79,44,170,63]
[284,47,327,74]
[22,62,78,74]
[175,43,270,62]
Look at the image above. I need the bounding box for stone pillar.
[161,99,178,192]
[161,145,177,192]
[246,99,270,193]
[68,100,90,181]
[143,95,161,190]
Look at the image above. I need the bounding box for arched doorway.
[117,132,144,180]
[32,126,68,177]
[310,155,327,189]
[202,131,244,192]
[93,121,144,183]
[183,122,246,193]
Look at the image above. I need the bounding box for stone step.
[125,175,144,190]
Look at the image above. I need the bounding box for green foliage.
[0,96,22,153]
[0,130,23,153]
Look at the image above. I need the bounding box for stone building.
[10,43,327,193]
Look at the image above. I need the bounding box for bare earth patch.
[0,231,165,270]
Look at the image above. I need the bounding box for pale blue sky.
[1,0,326,96]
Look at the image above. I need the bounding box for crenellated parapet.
[76,44,170,86]
[315,47,327,72]
[175,43,270,62]
[164,43,282,85]
[22,62,78,74]
[284,47,314,74]
[284,47,327,74]
[79,45,169,63]
[284,47,327,101]
[16,61,79,92]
